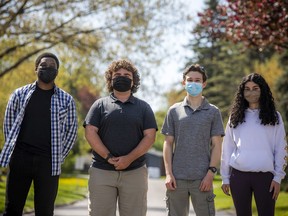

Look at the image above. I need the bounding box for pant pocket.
[164,195,169,213]
[206,193,216,216]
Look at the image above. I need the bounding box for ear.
[202,81,207,89]
[182,80,186,86]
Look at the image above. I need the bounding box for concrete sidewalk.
[21,178,234,216]
[52,178,171,216]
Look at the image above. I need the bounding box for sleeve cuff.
[222,177,230,185]
[273,176,282,184]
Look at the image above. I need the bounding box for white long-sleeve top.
[221,108,287,184]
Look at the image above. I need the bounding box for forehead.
[39,57,57,65]
[245,81,259,88]
[113,68,132,75]
[185,71,203,79]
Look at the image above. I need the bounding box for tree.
[253,55,284,92]
[192,0,288,124]
[153,110,166,151]
[181,0,249,121]
[0,0,185,78]
[0,0,193,173]
[198,0,288,130]
[198,0,288,51]
[196,0,288,186]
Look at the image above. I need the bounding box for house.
[146,148,165,178]
[75,148,166,178]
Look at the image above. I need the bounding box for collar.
[33,81,58,94]
[246,108,260,113]
[110,93,135,104]
[182,96,210,110]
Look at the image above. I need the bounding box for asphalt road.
[55,178,173,216]
[21,178,235,216]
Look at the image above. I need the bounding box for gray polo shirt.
[161,97,224,180]
[84,93,158,171]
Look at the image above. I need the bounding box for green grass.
[0,175,88,214]
[213,175,288,216]
[0,175,287,215]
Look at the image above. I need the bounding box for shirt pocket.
[58,107,68,123]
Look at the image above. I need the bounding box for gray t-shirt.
[161,97,224,180]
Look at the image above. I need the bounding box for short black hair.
[35,52,60,70]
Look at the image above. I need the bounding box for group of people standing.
[0,52,287,216]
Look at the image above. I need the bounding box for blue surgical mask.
[185,82,203,96]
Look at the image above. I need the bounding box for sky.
[137,0,205,112]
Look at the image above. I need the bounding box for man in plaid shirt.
[0,52,78,216]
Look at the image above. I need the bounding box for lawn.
[0,175,88,214]
[0,174,287,215]
[213,175,288,216]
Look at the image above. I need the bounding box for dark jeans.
[3,149,59,216]
[230,168,275,216]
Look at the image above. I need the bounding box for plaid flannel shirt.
[0,82,78,176]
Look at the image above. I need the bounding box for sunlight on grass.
[55,177,88,205]
[0,176,88,214]
[0,175,287,215]
[213,175,288,216]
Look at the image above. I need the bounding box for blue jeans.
[3,148,59,216]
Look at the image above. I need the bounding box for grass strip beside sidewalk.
[0,175,287,216]
[0,175,88,214]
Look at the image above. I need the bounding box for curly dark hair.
[105,59,140,93]
[229,73,279,128]
[183,64,208,82]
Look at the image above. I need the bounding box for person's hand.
[221,184,231,196]
[270,180,280,200]
[107,157,117,165]
[199,172,214,191]
[165,174,177,190]
[113,155,132,170]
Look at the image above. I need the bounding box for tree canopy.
[198,0,288,51]
[0,0,191,161]
[0,0,185,78]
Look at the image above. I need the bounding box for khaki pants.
[88,166,148,216]
[165,179,215,216]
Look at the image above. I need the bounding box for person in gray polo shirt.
[83,59,158,216]
[161,64,225,216]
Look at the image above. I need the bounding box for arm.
[273,114,287,183]
[3,92,19,140]
[270,114,288,200]
[220,123,236,196]
[163,135,177,190]
[200,135,222,192]
[0,91,20,167]
[113,128,156,170]
[210,135,223,169]
[85,124,114,162]
[62,99,78,159]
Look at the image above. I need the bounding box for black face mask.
[38,67,57,83]
[112,76,132,92]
